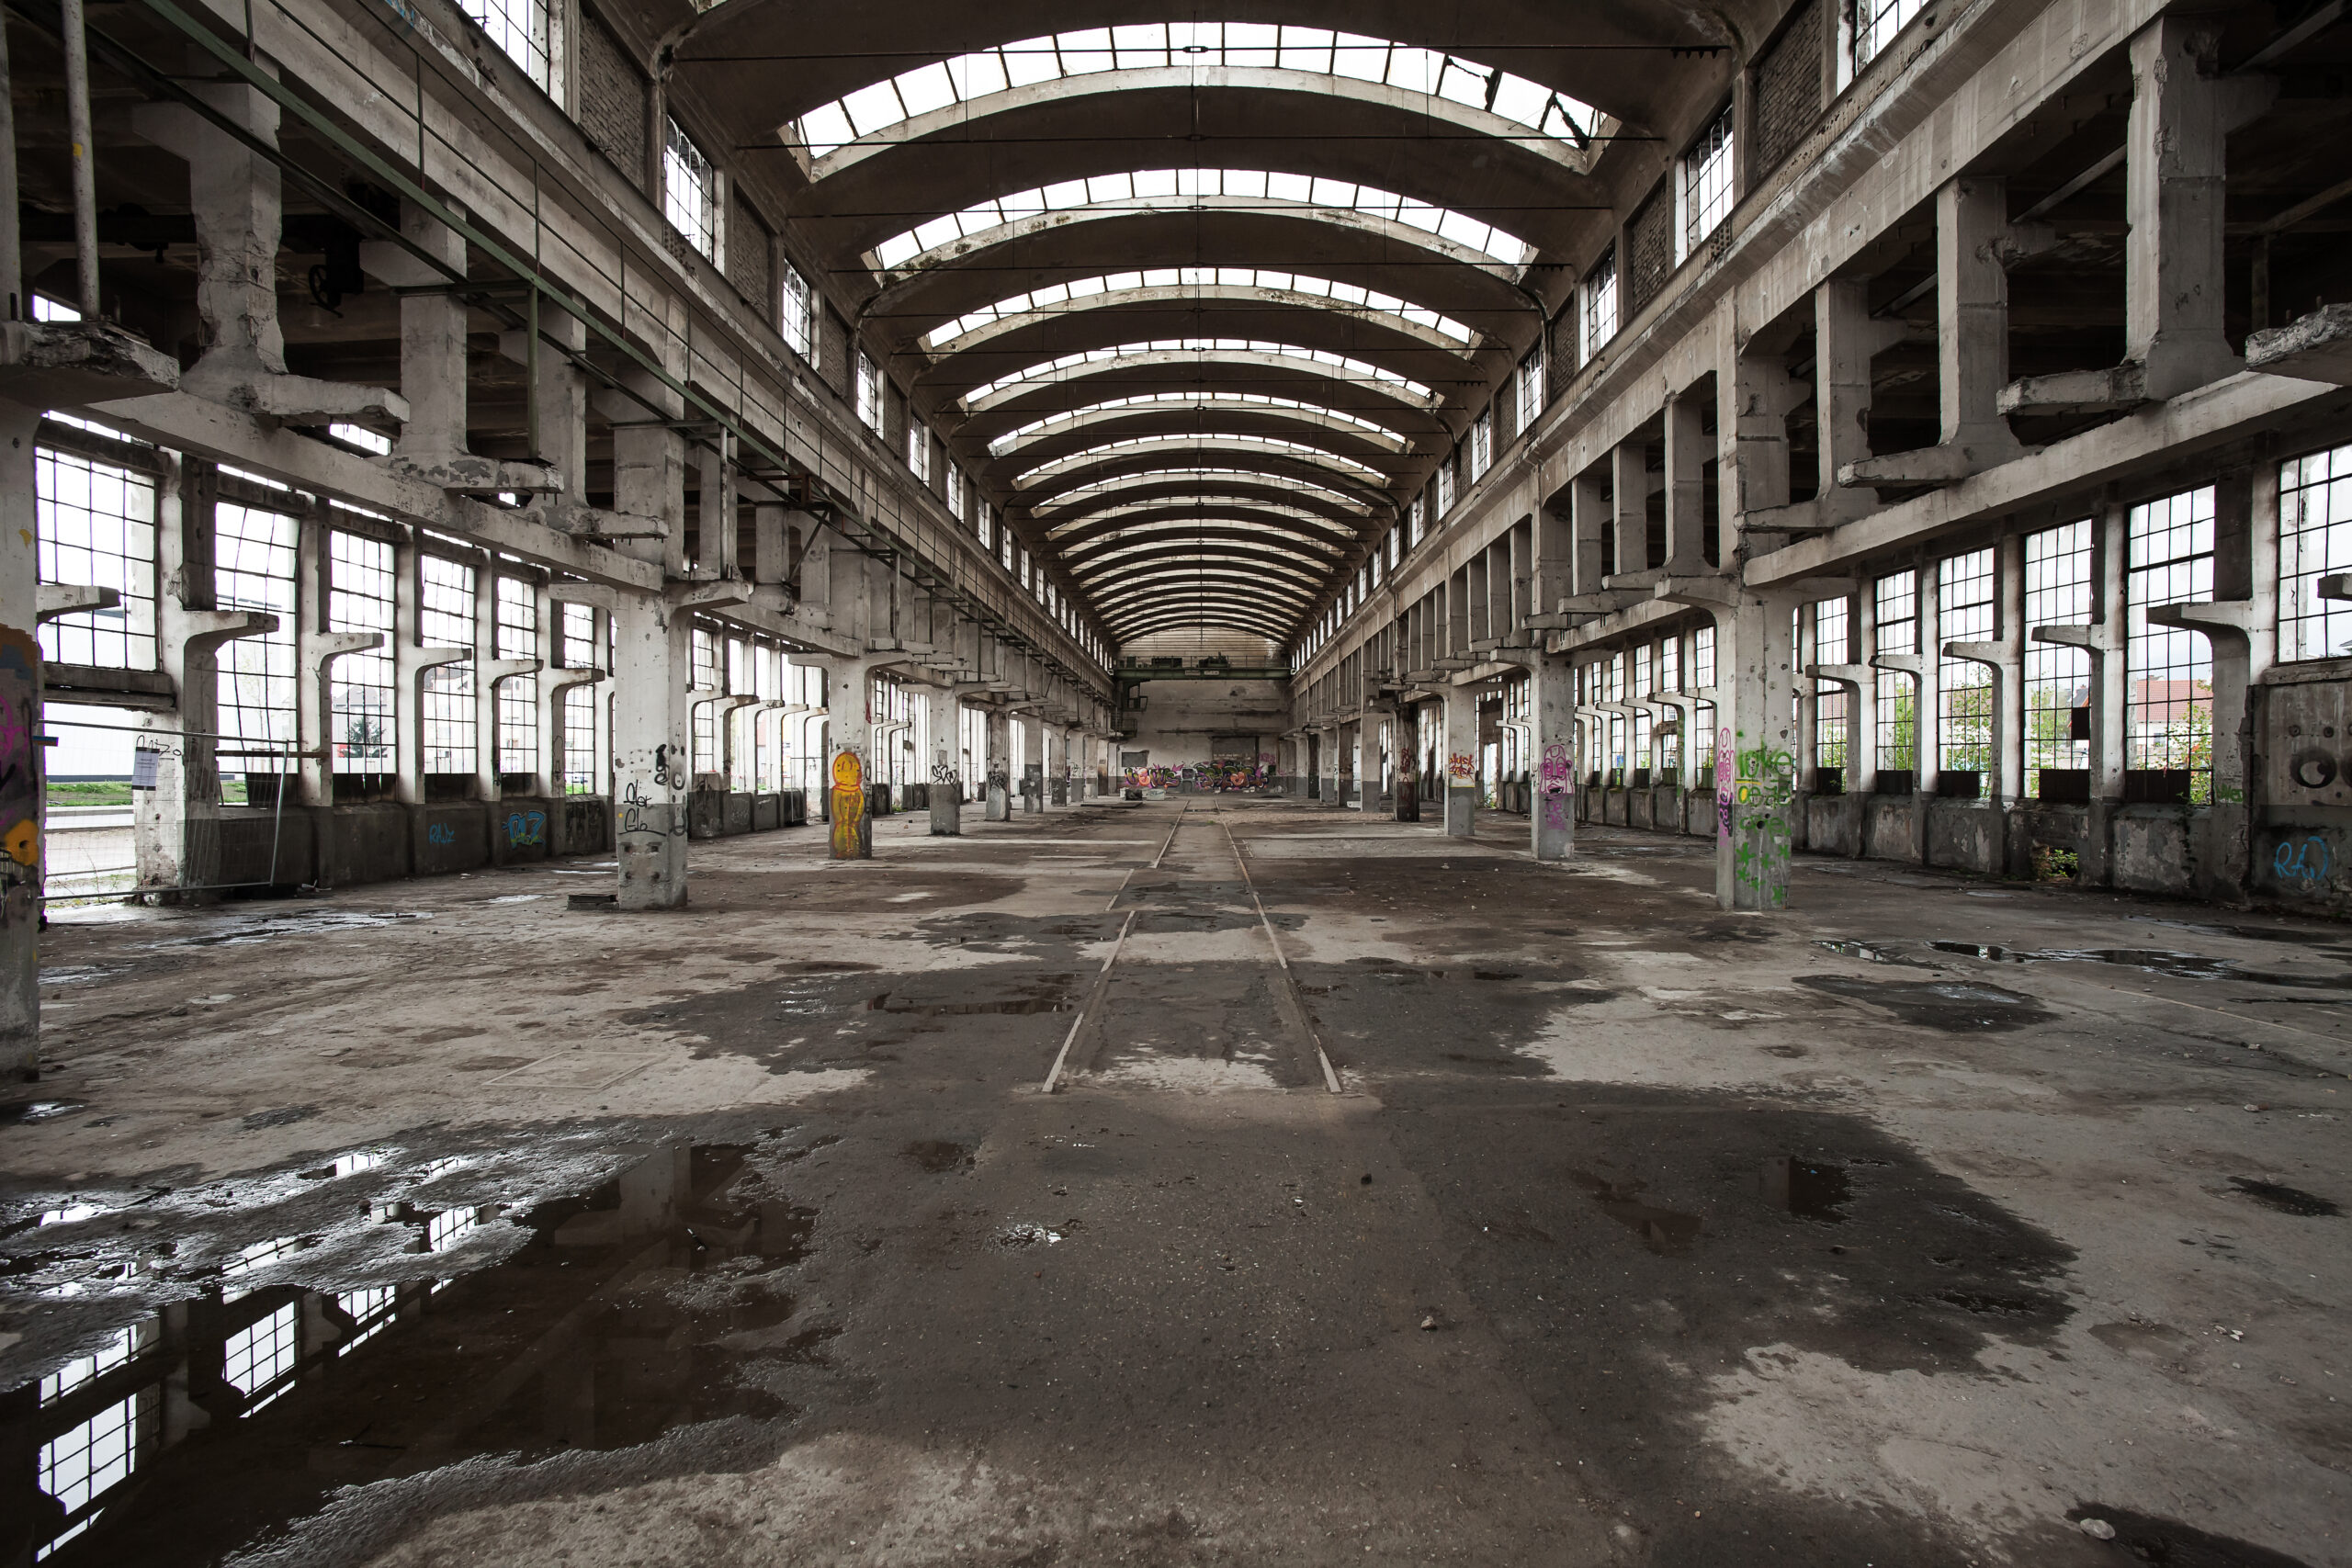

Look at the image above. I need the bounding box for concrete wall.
[1121,678,1289,774]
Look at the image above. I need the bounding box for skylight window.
[989,393,1406,456]
[793,26,1597,161]
[875,169,1530,272]
[927,267,1475,349]
[965,338,1432,406]
[1013,434,1389,487]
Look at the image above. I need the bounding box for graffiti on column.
[2272,834,2333,891]
[0,629,38,922]
[930,752,957,784]
[830,750,868,859]
[1732,744,1796,907]
[1713,727,1735,840]
[986,763,1009,791]
[1447,752,1476,781]
[1538,741,1575,831]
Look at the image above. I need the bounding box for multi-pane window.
[2126,486,2215,794]
[419,553,478,776]
[1435,457,1456,515]
[222,1303,299,1410]
[1407,495,1425,547]
[1815,598,1851,770]
[329,528,396,784]
[856,352,883,432]
[945,468,964,520]
[494,578,537,780]
[780,260,816,364]
[2279,442,2352,661]
[457,0,549,91]
[337,1288,397,1355]
[1873,570,1917,775]
[2024,521,2092,794]
[1852,0,1930,76]
[663,118,718,261]
[37,443,156,669]
[560,687,598,795]
[691,626,719,775]
[1468,411,1492,482]
[1678,104,1736,263]
[560,602,597,667]
[216,503,300,795]
[1937,549,1996,777]
[1582,248,1618,360]
[1515,345,1545,434]
[908,420,930,479]
[38,1383,149,1546]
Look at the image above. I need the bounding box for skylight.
[928,267,1476,349]
[966,337,1433,406]
[794,25,1597,160]
[875,169,1530,272]
[1012,434,1389,487]
[989,393,1408,456]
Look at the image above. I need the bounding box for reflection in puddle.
[0,1100,86,1124]
[1567,1169,1702,1255]
[1760,1157,1850,1223]
[1815,940,1936,967]
[0,1143,815,1566]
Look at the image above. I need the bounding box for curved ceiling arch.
[1032,484,1374,536]
[989,416,1405,490]
[1069,541,1329,591]
[1062,524,1348,572]
[926,269,1477,353]
[1023,466,1380,521]
[1015,449,1393,512]
[1113,607,1301,643]
[987,394,1411,457]
[788,25,1600,166]
[966,344,1435,414]
[1093,588,1318,634]
[1007,434,1396,491]
[958,357,1454,454]
[1091,564,1320,604]
[1041,505,1362,558]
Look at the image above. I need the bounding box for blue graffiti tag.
[2271,834,2333,890]
[425,822,458,847]
[506,809,547,848]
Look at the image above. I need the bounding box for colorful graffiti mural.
[0,629,39,912]
[830,750,869,859]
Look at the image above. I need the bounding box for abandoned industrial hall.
[6,0,2352,1559]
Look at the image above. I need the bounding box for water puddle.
[1815,940,1937,967]
[1761,1157,1850,1222]
[0,1100,87,1124]
[1566,1169,1702,1254]
[1794,976,2056,1032]
[864,976,1074,1015]
[1928,941,2351,990]
[0,1140,820,1566]
[2227,1177,2340,1217]
[148,909,434,947]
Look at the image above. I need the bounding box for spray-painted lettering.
[505,809,547,848]
[2272,834,2333,891]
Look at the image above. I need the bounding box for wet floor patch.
[0,1136,824,1567]
[146,909,435,947]
[1296,956,1614,1077]
[1815,939,1939,967]
[2226,1177,2340,1217]
[1928,940,2352,989]
[0,1100,87,1124]
[1794,975,2058,1032]
[1761,1156,1851,1221]
[2066,1506,2318,1567]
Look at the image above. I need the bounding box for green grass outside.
[49,780,133,807]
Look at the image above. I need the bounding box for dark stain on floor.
[1795,974,2060,1032]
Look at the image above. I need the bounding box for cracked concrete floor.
[4,799,2348,1567]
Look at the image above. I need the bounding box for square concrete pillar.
[984,707,1011,820]
[1442,692,1478,839]
[1663,389,1710,571]
[1815,277,1880,526]
[611,592,691,907]
[1527,656,1576,860]
[924,684,962,836]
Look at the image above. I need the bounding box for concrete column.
[825,658,878,856]
[1528,656,1576,860]
[1046,724,1069,806]
[0,404,40,1077]
[1727,340,1797,516]
[1662,387,1709,571]
[1939,178,2022,459]
[2126,18,2248,400]
[1609,439,1647,580]
[392,204,468,459]
[696,438,736,578]
[611,589,691,907]
[924,684,962,835]
[1442,690,1478,837]
[1019,710,1044,812]
[1317,726,1340,807]
[1815,277,1879,525]
[138,85,401,424]
[1716,591,1800,910]
[984,706,1011,819]
[1567,468,1611,599]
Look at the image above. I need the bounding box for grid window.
[780,261,817,364]
[1692,624,1716,690]
[1436,459,1456,515]
[336,1287,396,1355]
[560,686,599,795]
[1873,570,1917,773]
[2279,443,2352,661]
[908,420,930,479]
[1468,411,1493,481]
[223,1303,299,1408]
[1582,249,1618,360]
[693,626,718,690]
[1516,345,1545,433]
[946,468,964,520]
[419,554,478,776]
[1678,104,1736,262]
[1815,598,1851,769]
[1937,550,1996,775]
[37,445,156,669]
[329,529,396,781]
[1853,0,1930,75]
[663,119,718,261]
[457,0,549,90]
[559,602,597,667]
[39,1390,144,1523]
[856,352,882,432]
[2024,521,2092,794]
[2127,486,2215,793]
[494,579,537,779]
[216,503,300,792]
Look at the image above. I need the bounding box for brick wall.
[820,304,853,400]
[1625,182,1675,318]
[727,188,772,321]
[1755,0,1825,181]
[576,10,645,191]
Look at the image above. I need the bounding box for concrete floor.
[5,802,2348,1567]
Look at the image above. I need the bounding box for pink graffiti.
[1713,726,1736,840]
[1538,741,1574,790]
